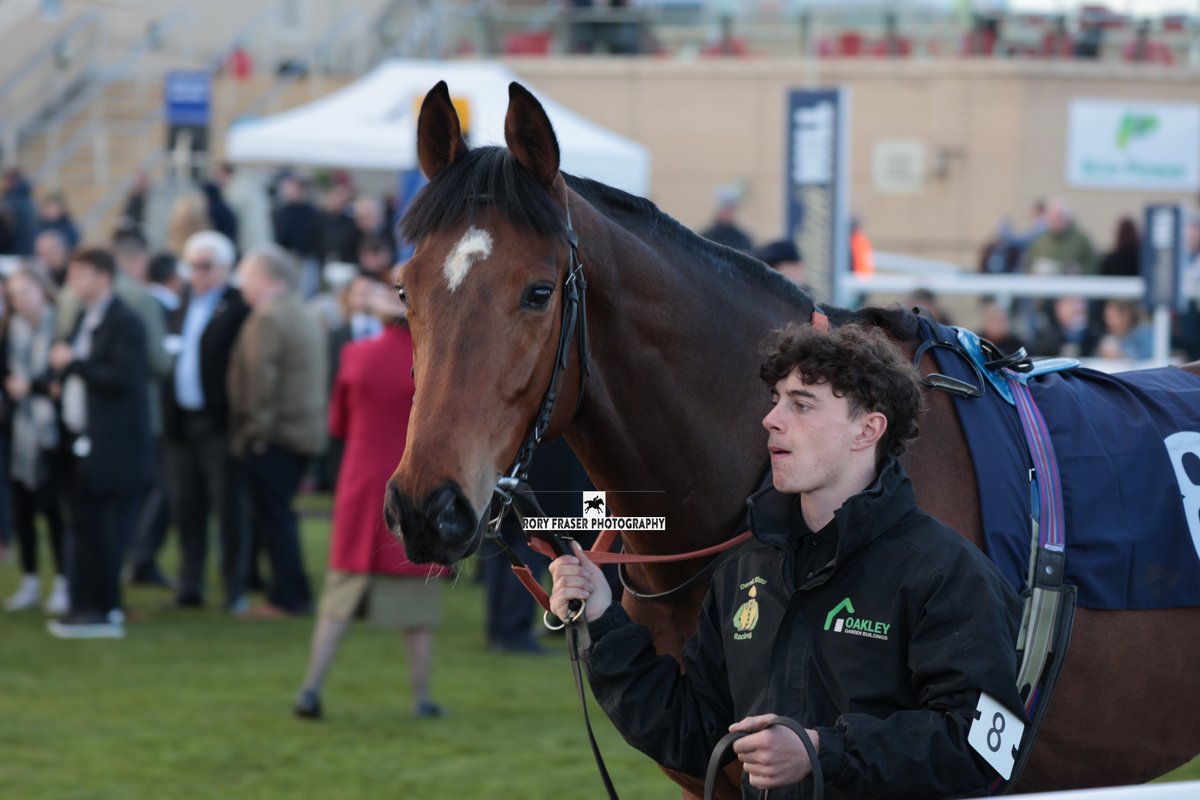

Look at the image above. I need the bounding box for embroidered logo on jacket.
[824,596,890,641]
[732,577,766,640]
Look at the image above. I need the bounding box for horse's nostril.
[428,486,476,545]
[383,482,410,538]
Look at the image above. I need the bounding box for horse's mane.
[828,305,922,342]
[397,146,811,308]
[565,174,813,305]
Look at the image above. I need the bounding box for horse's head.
[384,80,585,565]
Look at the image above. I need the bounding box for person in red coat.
[294,284,450,720]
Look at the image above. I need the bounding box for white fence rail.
[1013,781,1200,800]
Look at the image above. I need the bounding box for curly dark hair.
[759,323,925,465]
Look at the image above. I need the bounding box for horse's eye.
[522,284,554,310]
[395,285,408,304]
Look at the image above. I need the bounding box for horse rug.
[923,319,1200,610]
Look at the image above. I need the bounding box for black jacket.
[61,297,151,494]
[163,285,249,441]
[584,458,1025,799]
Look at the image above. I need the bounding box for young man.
[550,324,1026,799]
[47,248,151,639]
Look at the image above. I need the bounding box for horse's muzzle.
[384,479,480,565]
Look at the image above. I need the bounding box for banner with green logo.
[1067,98,1200,191]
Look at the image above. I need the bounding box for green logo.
[824,597,854,630]
[1116,114,1158,149]
[825,596,891,640]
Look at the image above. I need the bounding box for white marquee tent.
[225,60,651,196]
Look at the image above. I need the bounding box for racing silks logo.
[732,577,765,641]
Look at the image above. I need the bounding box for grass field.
[0,494,1196,799]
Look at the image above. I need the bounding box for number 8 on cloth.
[968,692,1025,780]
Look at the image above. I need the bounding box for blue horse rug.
[920,319,1200,610]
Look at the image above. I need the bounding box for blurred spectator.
[905,287,952,325]
[1042,15,1074,58]
[227,245,327,618]
[963,14,1001,57]
[1179,215,1200,360]
[219,164,274,251]
[166,189,212,257]
[351,196,387,256]
[165,231,250,611]
[1025,199,1096,275]
[356,234,395,281]
[1031,295,1103,358]
[1097,217,1141,277]
[34,229,70,288]
[1010,198,1049,262]
[850,216,875,276]
[47,248,151,639]
[315,184,357,265]
[700,185,753,253]
[36,192,80,251]
[978,296,1026,357]
[1097,299,1153,361]
[979,218,1021,274]
[273,174,320,262]
[202,180,239,246]
[3,267,67,614]
[753,239,807,288]
[315,274,384,492]
[295,282,449,720]
[146,253,183,313]
[121,172,150,231]
[2,169,37,255]
[1124,20,1174,65]
[110,228,174,589]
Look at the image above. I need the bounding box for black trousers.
[10,468,65,576]
[480,520,549,647]
[167,416,247,606]
[64,454,128,616]
[243,443,311,613]
[127,437,170,575]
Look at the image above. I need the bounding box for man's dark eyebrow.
[786,388,819,401]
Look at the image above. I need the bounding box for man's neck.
[84,289,114,311]
[798,458,879,531]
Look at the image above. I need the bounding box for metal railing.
[0,10,102,168]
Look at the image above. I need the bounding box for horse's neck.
[565,200,809,558]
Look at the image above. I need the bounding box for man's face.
[187,248,229,295]
[762,371,867,495]
[35,234,66,272]
[67,261,108,305]
[238,260,269,307]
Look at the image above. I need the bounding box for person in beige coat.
[228,244,328,617]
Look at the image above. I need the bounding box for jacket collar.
[745,456,916,564]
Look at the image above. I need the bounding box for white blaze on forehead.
[443,226,493,292]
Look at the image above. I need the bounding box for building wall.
[504,57,1200,266]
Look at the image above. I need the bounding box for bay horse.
[384,80,1200,797]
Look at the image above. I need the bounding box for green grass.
[0,494,668,800]
[0,494,1196,798]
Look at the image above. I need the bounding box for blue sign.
[164,71,211,127]
[1141,204,1186,310]
[785,88,849,306]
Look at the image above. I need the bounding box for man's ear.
[851,411,888,453]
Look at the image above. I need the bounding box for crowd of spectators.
[0,164,443,653]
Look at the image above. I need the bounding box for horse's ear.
[416,81,468,180]
[504,82,560,187]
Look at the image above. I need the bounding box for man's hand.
[49,343,75,371]
[548,540,611,624]
[730,714,820,790]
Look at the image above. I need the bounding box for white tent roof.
[226,60,651,196]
